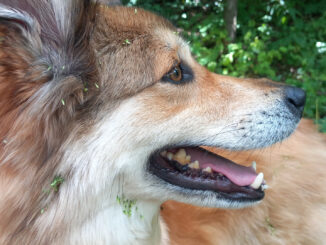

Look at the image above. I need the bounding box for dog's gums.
[149,147,266,202]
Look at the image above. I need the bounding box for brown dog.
[0,1,309,244]
[162,119,326,244]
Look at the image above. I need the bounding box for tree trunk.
[224,0,238,42]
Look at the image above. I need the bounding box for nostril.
[285,86,306,109]
[287,97,297,107]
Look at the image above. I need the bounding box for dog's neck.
[45,115,169,245]
[68,198,165,245]
[48,163,167,245]
[34,103,174,245]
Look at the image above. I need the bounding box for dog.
[162,119,326,244]
[0,1,307,244]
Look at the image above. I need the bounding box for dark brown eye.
[162,62,193,84]
[168,65,182,82]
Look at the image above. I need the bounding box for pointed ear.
[0,4,40,35]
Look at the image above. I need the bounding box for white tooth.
[251,161,256,171]
[174,149,186,159]
[173,149,191,165]
[167,152,173,160]
[177,155,191,165]
[250,172,264,189]
[261,184,269,191]
[203,167,212,173]
[160,151,167,157]
[188,160,199,169]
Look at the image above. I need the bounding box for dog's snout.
[284,86,306,115]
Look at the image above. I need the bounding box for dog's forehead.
[93,6,192,94]
[98,6,174,35]
[97,6,189,55]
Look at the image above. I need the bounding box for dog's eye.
[168,66,182,82]
[162,62,193,84]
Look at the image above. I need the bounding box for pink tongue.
[186,148,257,186]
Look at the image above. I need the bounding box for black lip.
[148,147,265,202]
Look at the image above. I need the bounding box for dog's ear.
[0,2,41,38]
[0,0,98,103]
[0,0,99,149]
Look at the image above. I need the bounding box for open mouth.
[149,147,268,202]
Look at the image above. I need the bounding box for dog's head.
[88,6,305,208]
[0,2,305,212]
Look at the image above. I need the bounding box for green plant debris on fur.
[61,99,65,106]
[50,176,64,192]
[116,195,143,218]
[265,217,276,235]
[95,83,99,89]
[40,207,46,214]
[83,82,89,92]
[40,205,48,214]
[124,39,131,45]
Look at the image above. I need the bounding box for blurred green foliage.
[123,0,326,131]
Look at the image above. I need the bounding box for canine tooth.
[167,152,173,160]
[188,161,199,169]
[160,151,167,157]
[203,167,212,173]
[250,173,264,189]
[251,161,257,171]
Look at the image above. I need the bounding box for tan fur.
[162,119,326,244]
[0,2,315,244]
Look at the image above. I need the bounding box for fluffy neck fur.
[67,199,163,244]
[58,186,164,244]
[35,104,169,245]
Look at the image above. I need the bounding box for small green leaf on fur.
[124,39,131,45]
[50,176,64,192]
[265,217,276,235]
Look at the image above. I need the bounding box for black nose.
[284,86,306,115]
